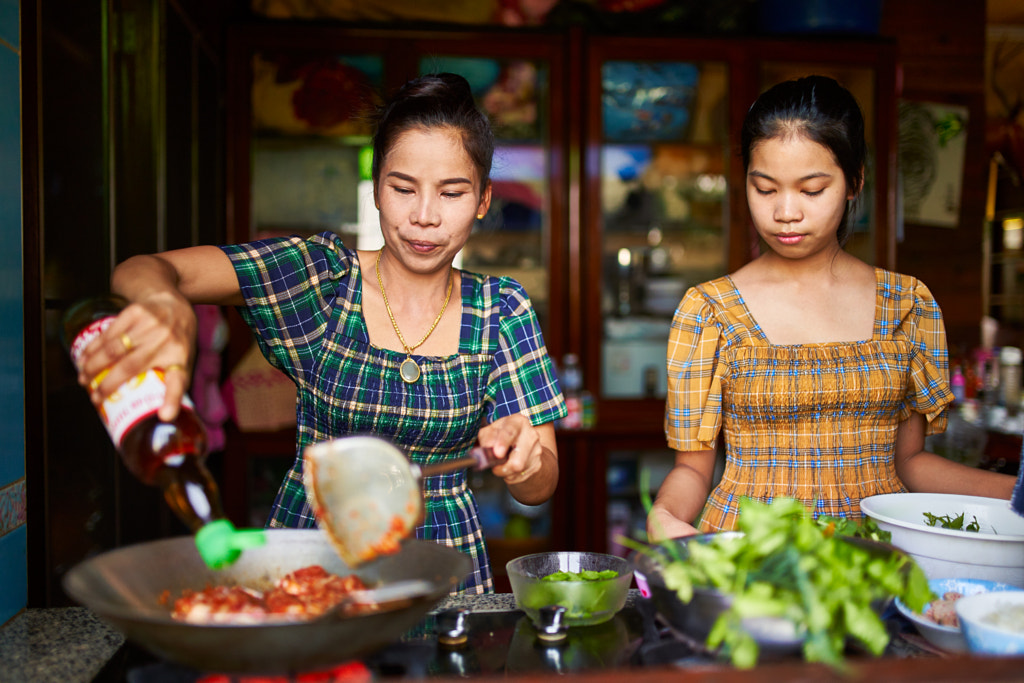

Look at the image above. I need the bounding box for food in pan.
[169,565,377,623]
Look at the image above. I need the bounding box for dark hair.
[741,75,866,246]
[371,72,494,188]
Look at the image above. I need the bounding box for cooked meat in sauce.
[172,565,377,623]
[923,591,964,627]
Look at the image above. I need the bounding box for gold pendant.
[400,356,421,384]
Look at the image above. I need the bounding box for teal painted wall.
[0,0,26,626]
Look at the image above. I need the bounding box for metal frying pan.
[62,529,471,674]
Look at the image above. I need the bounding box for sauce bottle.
[62,295,264,568]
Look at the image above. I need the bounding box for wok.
[62,529,471,674]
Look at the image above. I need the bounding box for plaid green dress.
[221,232,566,594]
[666,269,953,532]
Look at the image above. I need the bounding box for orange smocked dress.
[665,268,953,532]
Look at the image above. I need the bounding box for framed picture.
[602,61,699,143]
[898,100,970,228]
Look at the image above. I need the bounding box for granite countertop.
[0,607,125,683]
[0,592,579,683]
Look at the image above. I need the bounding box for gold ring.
[164,364,186,374]
[88,367,111,392]
[120,333,133,352]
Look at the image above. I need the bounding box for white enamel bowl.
[860,493,1024,586]
[894,577,1023,652]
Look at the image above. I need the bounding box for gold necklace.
[375,249,454,384]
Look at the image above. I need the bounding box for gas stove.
[98,597,932,682]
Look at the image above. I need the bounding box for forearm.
[897,449,1016,499]
[894,413,1016,499]
[111,254,184,303]
[647,451,715,540]
[111,247,244,306]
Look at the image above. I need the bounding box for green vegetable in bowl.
[923,511,981,532]
[520,570,622,620]
[542,569,618,582]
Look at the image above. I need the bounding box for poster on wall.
[898,100,970,228]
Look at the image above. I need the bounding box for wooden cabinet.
[582,37,898,435]
[222,25,899,554]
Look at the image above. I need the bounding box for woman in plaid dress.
[648,76,1015,540]
[77,73,566,594]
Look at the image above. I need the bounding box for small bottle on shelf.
[62,295,265,568]
[558,353,595,429]
[951,364,967,405]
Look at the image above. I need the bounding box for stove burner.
[435,608,470,647]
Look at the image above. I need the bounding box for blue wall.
[0,0,26,625]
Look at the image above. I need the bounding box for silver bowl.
[630,532,803,658]
[630,532,905,659]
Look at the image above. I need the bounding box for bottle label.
[71,317,195,447]
[69,317,114,365]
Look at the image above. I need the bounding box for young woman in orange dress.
[649,75,1015,540]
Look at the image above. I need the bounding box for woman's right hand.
[75,289,197,422]
[644,448,716,542]
[646,506,700,542]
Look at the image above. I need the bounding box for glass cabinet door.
[248,52,384,247]
[417,54,555,330]
[593,55,731,401]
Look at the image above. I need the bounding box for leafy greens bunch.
[922,511,982,532]
[634,497,933,670]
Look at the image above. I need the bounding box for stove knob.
[535,605,568,643]
[435,607,470,647]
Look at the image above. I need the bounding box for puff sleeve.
[895,276,953,435]
[665,286,727,451]
[221,232,350,385]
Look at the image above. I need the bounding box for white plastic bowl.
[956,590,1024,656]
[894,577,1022,652]
[860,493,1024,586]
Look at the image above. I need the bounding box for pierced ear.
[477,180,493,218]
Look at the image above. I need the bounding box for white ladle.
[303,435,500,566]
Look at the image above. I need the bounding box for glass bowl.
[506,551,632,627]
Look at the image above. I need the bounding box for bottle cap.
[194,519,267,569]
[1001,346,1022,365]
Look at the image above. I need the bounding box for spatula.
[303,435,501,566]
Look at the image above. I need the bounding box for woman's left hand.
[478,414,558,505]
